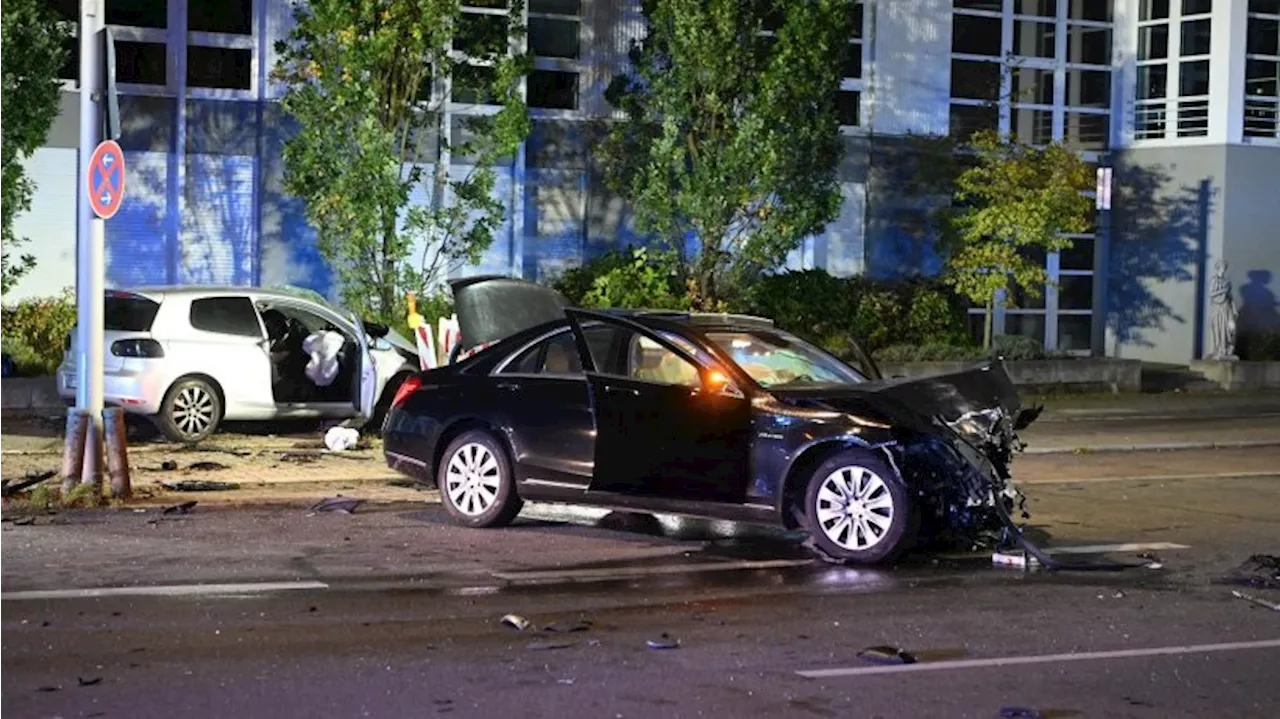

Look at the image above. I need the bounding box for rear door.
[564,310,753,504]
[184,296,276,411]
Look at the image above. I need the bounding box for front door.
[565,310,753,504]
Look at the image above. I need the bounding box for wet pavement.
[4,462,1280,718]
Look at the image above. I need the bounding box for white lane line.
[796,638,1280,679]
[1019,471,1280,485]
[492,558,813,583]
[2,580,329,601]
[1043,541,1189,555]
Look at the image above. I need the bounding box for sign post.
[76,0,106,488]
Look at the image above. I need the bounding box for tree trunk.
[380,214,398,321]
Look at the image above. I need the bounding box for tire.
[157,377,223,444]
[437,429,523,528]
[801,451,916,565]
[364,372,410,436]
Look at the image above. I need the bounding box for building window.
[190,2,253,35]
[187,46,252,90]
[115,41,168,86]
[837,90,861,127]
[528,0,582,114]
[106,0,167,29]
[950,1,1109,351]
[1246,2,1280,139]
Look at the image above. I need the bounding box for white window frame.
[527,0,584,120]
[1244,4,1280,142]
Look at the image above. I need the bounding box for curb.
[1022,439,1280,455]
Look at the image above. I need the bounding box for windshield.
[706,330,866,388]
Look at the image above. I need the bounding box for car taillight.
[391,375,423,409]
[111,339,165,358]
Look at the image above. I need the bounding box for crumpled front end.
[886,410,1032,550]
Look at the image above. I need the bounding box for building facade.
[11,0,1280,363]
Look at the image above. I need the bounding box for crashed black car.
[383,276,1040,565]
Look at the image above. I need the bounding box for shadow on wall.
[1105,161,1210,349]
[1240,269,1280,333]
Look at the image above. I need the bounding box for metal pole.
[76,1,105,484]
[102,406,131,499]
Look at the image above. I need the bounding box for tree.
[938,130,1095,347]
[274,0,531,326]
[1,0,69,296]
[601,0,856,310]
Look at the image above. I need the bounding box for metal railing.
[1244,96,1280,139]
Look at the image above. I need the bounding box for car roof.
[115,285,335,305]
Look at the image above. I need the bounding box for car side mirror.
[703,368,745,399]
[371,337,392,352]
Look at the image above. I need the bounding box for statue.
[1207,259,1238,360]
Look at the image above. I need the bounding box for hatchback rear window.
[104,295,161,331]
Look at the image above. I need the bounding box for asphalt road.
[4,454,1280,719]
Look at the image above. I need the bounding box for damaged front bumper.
[889,408,1035,549]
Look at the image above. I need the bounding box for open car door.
[450,275,570,358]
[349,313,378,419]
[563,309,754,504]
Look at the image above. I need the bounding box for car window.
[189,297,262,338]
[706,330,866,388]
[104,294,161,331]
[580,324,701,389]
[498,329,589,375]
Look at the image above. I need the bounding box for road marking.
[1,580,329,601]
[796,638,1280,679]
[1019,470,1280,485]
[1023,440,1280,455]
[1042,541,1189,555]
[492,558,813,584]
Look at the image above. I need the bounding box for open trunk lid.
[449,275,569,353]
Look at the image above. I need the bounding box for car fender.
[771,423,898,519]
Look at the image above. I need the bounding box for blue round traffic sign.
[87,140,126,220]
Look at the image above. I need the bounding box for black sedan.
[383,276,1040,565]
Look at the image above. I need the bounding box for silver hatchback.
[57,286,420,443]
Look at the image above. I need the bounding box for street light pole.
[76,0,105,485]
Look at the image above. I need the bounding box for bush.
[874,343,984,363]
[1238,332,1280,361]
[988,334,1049,361]
[1,289,75,376]
[551,247,690,310]
[736,270,972,354]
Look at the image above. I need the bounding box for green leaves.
[1,0,69,296]
[275,0,530,327]
[936,130,1094,345]
[602,0,855,309]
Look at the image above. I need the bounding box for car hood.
[450,275,569,352]
[771,360,1037,433]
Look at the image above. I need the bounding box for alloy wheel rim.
[173,386,215,438]
[815,465,895,551]
[445,442,501,517]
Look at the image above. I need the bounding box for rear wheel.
[437,430,523,528]
[157,377,222,444]
[802,451,916,565]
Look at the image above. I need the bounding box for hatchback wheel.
[802,451,916,565]
[437,430,523,528]
[157,377,222,444]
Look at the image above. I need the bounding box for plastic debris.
[1224,554,1280,590]
[1,470,56,497]
[161,480,241,492]
[160,460,179,471]
[543,620,592,633]
[324,426,361,452]
[647,633,680,650]
[992,550,1039,569]
[856,645,917,665]
[187,461,230,471]
[77,676,102,687]
[526,640,575,651]
[162,501,198,515]
[999,708,1043,719]
[501,614,531,631]
[310,496,364,514]
[1231,589,1280,611]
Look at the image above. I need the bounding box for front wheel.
[437,430,523,528]
[802,451,916,565]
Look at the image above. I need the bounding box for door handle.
[496,382,520,391]
[604,385,639,397]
